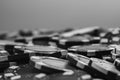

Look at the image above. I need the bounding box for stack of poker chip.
[1,27,120,80]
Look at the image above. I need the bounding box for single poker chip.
[90,58,120,79]
[16,45,68,58]
[32,36,51,45]
[59,36,90,48]
[114,58,120,71]
[68,44,112,58]
[14,37,28,44]
[30,56,69,73]
[60,26,100,38]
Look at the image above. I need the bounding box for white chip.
[59,39,67,45]
[4,73,14,77]
[30,56,41,62]
[63,70,74,76]
[9,66,19,70]
[10,75,21,80]
[81,74,92,80]
[35,73,46,79]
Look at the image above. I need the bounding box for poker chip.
[14,38,28,44]
[17,45,68,58]
[59,36,90,48]
[61,26,100,38]
[90,58,120,79]
[32,36,51,45]
[68,44,112,58]
[30,56,69,73]
[114,58,120,71]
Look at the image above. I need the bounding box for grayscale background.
[0,0,120,31]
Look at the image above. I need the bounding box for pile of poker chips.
[1,27,120,80]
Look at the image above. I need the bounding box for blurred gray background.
[0,0,120,32]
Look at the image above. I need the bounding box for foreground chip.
[30,56,70,73]
[67,53,120,80]
[90,58,120,80]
